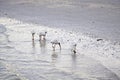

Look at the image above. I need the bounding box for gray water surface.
[0,0,120,80]
[0,0,120,41]
[0,23,120,80]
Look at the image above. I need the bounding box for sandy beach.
[0,0,120,80]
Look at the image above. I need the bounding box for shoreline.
[0,0,120,42]
[0,17,120,79]
[0,16,120,63]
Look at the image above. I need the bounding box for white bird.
[71,43,77,54]
[31,31,35,40]
[51,40,61,51]
[70,39,81,54]
[38,31,47,40]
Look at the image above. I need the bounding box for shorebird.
[31,31,35,40]
[38,31,47,40]
[71,44,77,54]
[51,40,61,51]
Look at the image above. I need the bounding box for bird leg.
[32,33,35,40]
[58,43,61,50]
[39,35,42,41]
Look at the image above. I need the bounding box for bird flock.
[31,31,77,54]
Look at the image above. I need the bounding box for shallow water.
[0,1,120,79]
[0,17,120,80]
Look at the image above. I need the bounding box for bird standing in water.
[51,40,61,51]
[31,31,35,41]
[71,44,77,54]
[39,31,47,41]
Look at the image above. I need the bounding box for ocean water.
[0,24,24,80]
[0,0,120,41]
[0,0,120,80]
[0,17,120,80]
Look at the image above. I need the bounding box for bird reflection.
[32,40,36,54]
[71,54,77,69]
[51,51,61,66]
[32,40,35,48]
[39,39,46,53]
[39,39,46,47]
